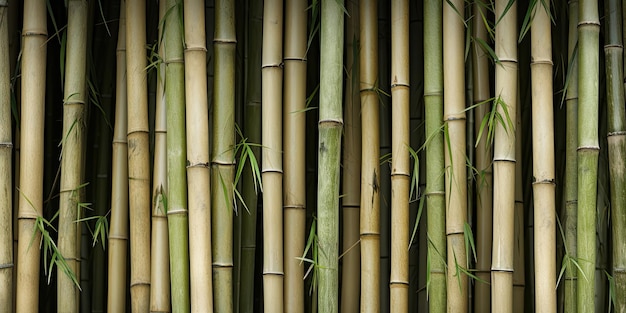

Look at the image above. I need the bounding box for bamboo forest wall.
[2,0,626,312]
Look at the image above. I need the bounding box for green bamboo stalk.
[341,1,361,311]
[604,0,626,311]
[211,0,236,312]
[443,0,468,311]
[317,1,344,312]
[424,1,446,312]
[107,3,129,311]
[530,3,556,312]
[359,1,381,311]
[126,0,152,310]
[57,1,89,311]
[471,1,493,311]
[184,0,214,311]
[150,1,171,310]
[239,0,262,311]
[577,0,599,311]
[491,0,517,311]
[0,1,13,311]
[15,0,47,310]
[564,1,579,311]
[163,0,191,310]
[389,0,409,311]
[262,0,284,310]
[283,0,307,311]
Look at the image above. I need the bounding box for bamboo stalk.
[0,1,13,311]
[239,0,263,311]
[424,1,446,312]
[605,0,626,311]
[491,0,517,311]
[471,1,493,311]
[283,0,307,311]
[149,0,170,310]
[107,3,129,311]
[15,0,47,310]
[531,3,556,312]
[443,0,468,311]
[389,0,409,311]
[126,0,152,310]
[262,0,284,310]
[341,1,361,312]
[564,1,579,311]
[577,0,600,311]
[184,0,214,311]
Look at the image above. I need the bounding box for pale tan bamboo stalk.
[0,1,13,311]
[360,1,380,311]
[149,1,170,310]
[443,0,468,311]
[491,0,517,311]
[471,1,493,311]
[283,0,307,311]
[126,0,151,310]
[389,0,409,311]
[341,1,361,311]
[184,0,213,311]
[530,3,556,312]
[262,0,284,310]
[57,1,89,311]
[15,0,47,311]
[107,3,129,311]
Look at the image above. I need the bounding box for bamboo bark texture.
[262,0,284,311]
[605,0,626,311]
[212,0,236,311]
[360,0,380,311]
[15,0,47,311]
[341,1,361,312]
[491,0,517,311]
[577,0,600,311]
[531,3,556,312]
[284,0,307,311]
[389,0,409,311]
[184,0,214,311]
[0,1,12,311]
[443,0,468,311]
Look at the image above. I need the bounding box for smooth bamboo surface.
[491,0,517,311]
[125,0,152,310]
[58,1,89,311]
[389,0,410,311]
[0,1,13,311]
[359,1,380,311]
[107,3,129,310]
[262,0,284,311]
[340,1,361,312]
[577,0,600,311]
[443,0,468,311]
[531,3,556,312]
[15,0,47,311]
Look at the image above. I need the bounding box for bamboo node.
[319,118,343,127]
[283,205,306,210]
[607,131,626,137]
[63,99,86,106]
[184,46,207,53]
[130,281,150,288]
[164,57,184,64]
[576,145,600,151]
[531,178,555,185]
[0,262,14,269]
[490,267,514,273]
[0,142,13,148]
[390,83,410,89]
[389,280,410,286]
[613,268,626,273]
[186,161,210,168]
[166,209,188,215]
[577,20,601,27]
[22,31,48,37]
[213,38,237,44]
[284,56,307,62]
[493,157,516,163]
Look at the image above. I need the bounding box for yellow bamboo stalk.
[491,0,517,311]
[389,0,409,311]
[360,1,380,311]
[15,0,47,311]
[262,0,284,310]
[443,0,468,311]
[107,2,129,311]
[341,1,361,312]
[184,0,213,311]
[283,0,307,311]
[126,0,151,310]
[0,1,13,311]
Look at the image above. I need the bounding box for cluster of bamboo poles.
[3,0,626,312]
